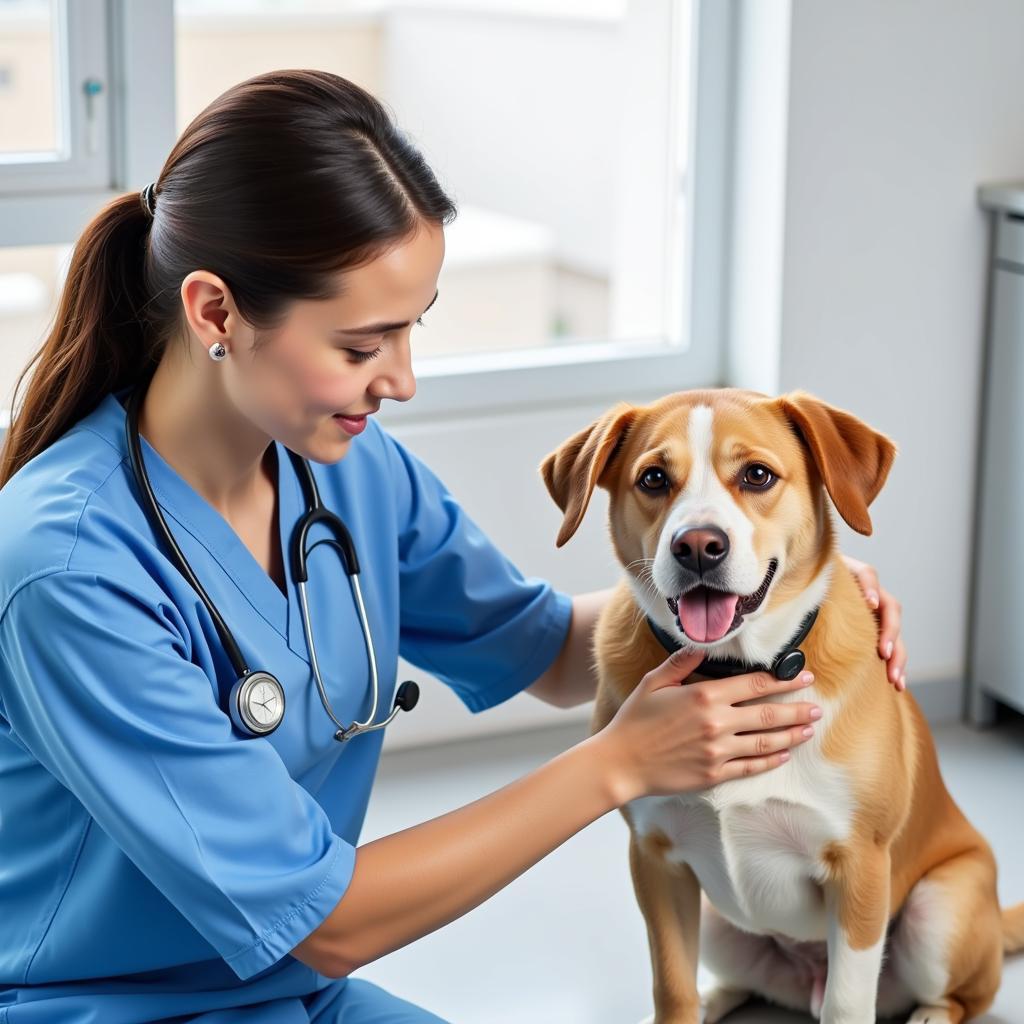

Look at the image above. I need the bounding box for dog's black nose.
[671,525,730,575]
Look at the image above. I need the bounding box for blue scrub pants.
[0,978,450,1023]
[195,979,451,1022]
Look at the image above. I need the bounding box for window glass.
[174,0,690,358]
[0,0,61,158]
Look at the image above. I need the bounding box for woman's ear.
[775,389,898,536]
[540,402,637,548]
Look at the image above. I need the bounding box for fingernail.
[802,726,815,737]
[799,671,815,684]
[869,591,879,607]
[780,751,790,761]
[809,706,822,719]
[885,641,894,658]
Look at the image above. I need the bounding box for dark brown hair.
[0,69,457,487]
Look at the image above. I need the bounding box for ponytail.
[0,192,157,487]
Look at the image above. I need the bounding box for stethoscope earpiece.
[124,379,419,743]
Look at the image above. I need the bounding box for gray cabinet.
[970,185,1024,724]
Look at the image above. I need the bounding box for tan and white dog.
[541,388,1024,1024]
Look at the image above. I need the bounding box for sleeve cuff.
[223,835,356,981]
[457,587,574,715]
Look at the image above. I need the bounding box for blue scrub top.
[0,387,572,1021]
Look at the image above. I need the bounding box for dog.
[540,388,1024,1024]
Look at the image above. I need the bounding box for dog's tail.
[1003,902,1024,954]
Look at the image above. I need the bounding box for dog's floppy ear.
[776,390,898,536]
[540,402,637,548]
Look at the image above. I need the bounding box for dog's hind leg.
[629,831,703,1024]
[886,847,1002,1024]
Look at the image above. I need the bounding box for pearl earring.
[209,343,227,361]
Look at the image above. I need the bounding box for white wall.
[777,0,1024,689]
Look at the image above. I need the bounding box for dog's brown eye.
[743,464,774,488]
[638,467,669,492]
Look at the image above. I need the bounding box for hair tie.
[140,182,157,218]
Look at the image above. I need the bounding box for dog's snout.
[671,525,730,576]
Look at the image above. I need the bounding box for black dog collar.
[645,605,820,681]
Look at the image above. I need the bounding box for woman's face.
[205,218,445,464]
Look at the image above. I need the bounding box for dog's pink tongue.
[678,587,739,643]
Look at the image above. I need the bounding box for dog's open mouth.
[665,558,778,644]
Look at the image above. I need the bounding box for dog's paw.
[906,1006,955,1024]
[700,985,751,1024]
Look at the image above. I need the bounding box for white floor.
[354,711,1024,1024]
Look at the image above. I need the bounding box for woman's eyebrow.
[333,290,439,336]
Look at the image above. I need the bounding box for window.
[0,0,60,156]
[0,0,730,426]
[0,0,111,192]
[174,0,692,362]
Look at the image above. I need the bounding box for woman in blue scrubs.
[0,70,907,1023]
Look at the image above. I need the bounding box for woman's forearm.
[296,732,619,977]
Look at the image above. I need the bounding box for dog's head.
[540,388,897,657]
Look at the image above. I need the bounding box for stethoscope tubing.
[123,380,414,741]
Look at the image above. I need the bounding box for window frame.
[0,0,737,427]
[0,0,176,245]
[0,0,112,193]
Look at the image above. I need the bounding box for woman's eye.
[346,317,425,362]
[638,467,669,492]
[743,463,775,488]
[348,347,384,363]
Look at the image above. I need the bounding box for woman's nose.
[370,341,416,403]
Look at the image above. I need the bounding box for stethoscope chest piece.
[230,671,286,736]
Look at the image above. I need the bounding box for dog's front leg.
[820,844,891,1024]
[629,830,702,1024]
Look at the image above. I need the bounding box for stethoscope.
[123,381,419,741]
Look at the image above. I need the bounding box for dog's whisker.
[626,559,667,628]
[625,557,655,576]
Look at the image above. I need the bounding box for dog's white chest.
[626,736,854,943]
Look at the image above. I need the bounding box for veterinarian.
[0,70,907,1023]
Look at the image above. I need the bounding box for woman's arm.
[528,556,907,708]
[292,731,620,976]
[294,648,821,978]
[524,586,614,708]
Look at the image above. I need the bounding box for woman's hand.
[841,554,907,691]
[598,649,820,803]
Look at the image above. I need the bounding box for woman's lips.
[333,413,368,436]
